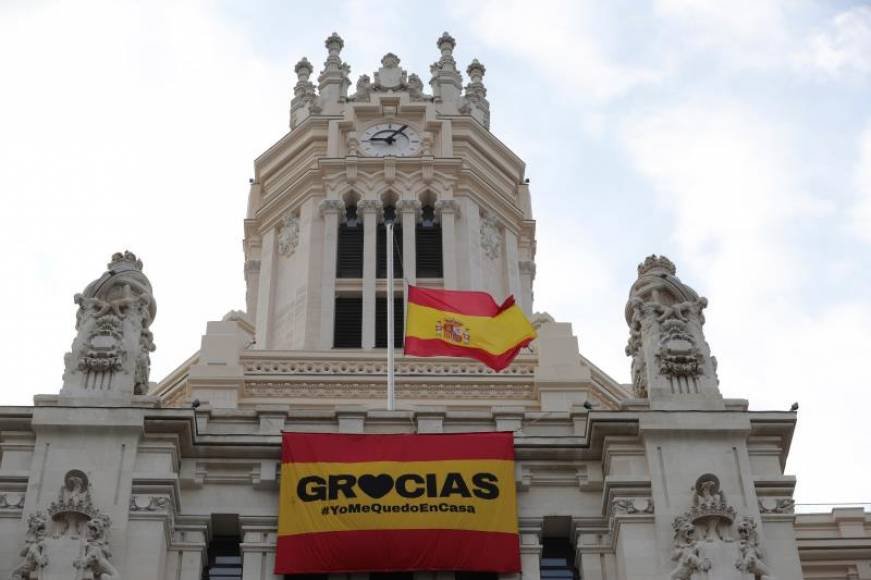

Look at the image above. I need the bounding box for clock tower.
[242,32,535,353]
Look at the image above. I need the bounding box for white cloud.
[654,0,793,69]
[450,0,662,101]
[803,5,871,77]
[849,122,871,242]
[0,0,289,404]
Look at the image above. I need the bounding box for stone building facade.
[1,33,869,580]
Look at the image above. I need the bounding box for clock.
[359,122,422,157]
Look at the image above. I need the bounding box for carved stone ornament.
[129,494,171,512]
[277,213,300,257]
[625,255,719,399]
[318,199,345,216]
[373,52,407,91]
[758,498,796,514]
[480,213,502,259]
[0,492,26,509]
[11,471,119,580]
[353,74,371,101]
[611,497,654,515]
[670,515,711,580]
[10,512,48,580]
[667,474,776,579]
[62,251,156,398]
[735,516,775,579]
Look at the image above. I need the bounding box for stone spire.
[463,59,490,128]
[625,256,720,407]
[429,32,463,102]
[290,57,320,128]
[61,251,157,401]
[317,32,351,107]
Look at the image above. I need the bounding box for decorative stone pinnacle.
[381,52,400,68]
[437,32,456,52]
[637,254,676,277]
[325,32,344,53]
[467,59,486,79]
[295,57,313,80]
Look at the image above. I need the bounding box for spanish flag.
[275,432,520,574]
[404,285,536,371]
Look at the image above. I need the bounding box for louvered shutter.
[333,297,362,348]
[415,224,443,278]
[337,224,363,278]
[375,296,405,348]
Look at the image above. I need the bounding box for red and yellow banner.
[275,432,520,574]
[404,285,536,371]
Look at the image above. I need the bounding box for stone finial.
[463,58,490,128]
[318,33,350,104]
[624,255,719,405]
[325,31,344,54]
[437,31,456,54]
[291,57,320,127]
[430,32,463,103]
[295,57,313,81]
[467,59,486,83]
[61,251,157,400]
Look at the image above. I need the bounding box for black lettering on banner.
[439,472,472,497]
[395,474,426,498]
[472,472,500,499]
[328,474,357,499]
[298,476,327,501]
[425,473,438,497]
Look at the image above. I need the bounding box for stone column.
[518,260,535,316]
[460,198,482,290]
[435,199,459,289]
[398,200,420,286]
[254,228,277,349]
[244,258,260,318]
[240,517,282,580]
[504,227,521,301]
[359,200,381,350]
[164,520,208,580]
[318,200,344,349]
[514,519,542,580]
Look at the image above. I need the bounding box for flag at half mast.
[404,285,536,371]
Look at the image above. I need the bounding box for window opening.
[415,204,442,278]
[540,537,579,580]
[337,205,363,278]
[375,296,404,348]
[202,536,242,580]
[334,296,363,348]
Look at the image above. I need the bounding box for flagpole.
[386,218,396,411]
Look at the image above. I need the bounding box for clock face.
[359,122,422,157]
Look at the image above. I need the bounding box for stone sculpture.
[48,469,97,538]
[735,517,775,579]
[625,255,719,400]
[75,515,120,580]
[61,251,156,399]
[669,515,711,580]
[9,512,49,579]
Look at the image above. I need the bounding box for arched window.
[416,204,442,278]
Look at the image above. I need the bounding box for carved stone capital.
[318,199,345,216]
[519,260,536,277]
[244,259,261,275]
[357,199,383,215]
[397,199,421,215]
[434,199,460,217]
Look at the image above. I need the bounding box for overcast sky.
[1,0,870,506]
